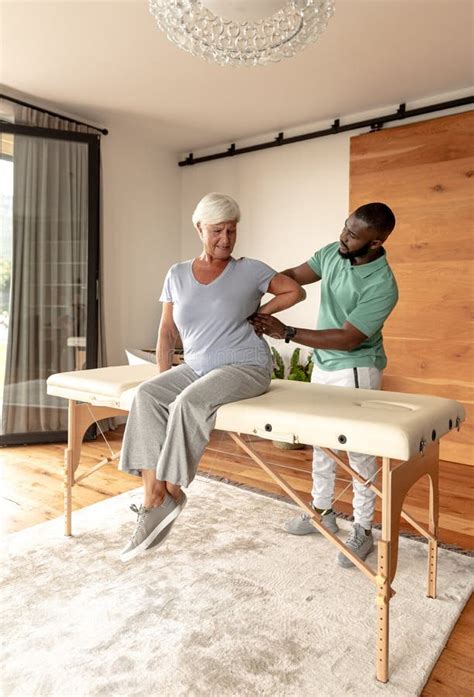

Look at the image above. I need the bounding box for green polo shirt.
[307,242,398,371]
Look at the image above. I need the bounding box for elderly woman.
[119,192,305,561]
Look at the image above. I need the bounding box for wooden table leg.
[376,457,392,683]
[64,447,73,536]
[62,400,128,536]
[376,540,390,683]
[64,399,77,536]
[427,461,439,598]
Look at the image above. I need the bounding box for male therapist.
[250,202,398,568]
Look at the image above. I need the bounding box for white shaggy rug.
[1,477,472,697]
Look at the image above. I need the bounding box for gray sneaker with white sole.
[120,493,185,562]
[146,492,187,550]
[337,523,374,568]
[284,507,339,535]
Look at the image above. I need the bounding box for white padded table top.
[47,365,465,461]
[47,364,161,406]
[215,380,463,461]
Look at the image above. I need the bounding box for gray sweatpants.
[119,362,272,487]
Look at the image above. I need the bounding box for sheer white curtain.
[0,98,101,435]
[2,134,88,433]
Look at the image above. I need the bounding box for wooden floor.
[1,427,473,696]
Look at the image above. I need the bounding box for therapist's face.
[198,220,237,260]
[338,214,382,260]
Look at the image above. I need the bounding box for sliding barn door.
[350,111,474,465]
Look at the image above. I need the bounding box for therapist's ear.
[196,222,203,240]
[371,238,384,250]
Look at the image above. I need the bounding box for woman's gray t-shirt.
[160,257,276,376]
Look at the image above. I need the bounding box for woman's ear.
[196,222,203,239]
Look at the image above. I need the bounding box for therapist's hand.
[249,313,286,339]
[247,311,262,336]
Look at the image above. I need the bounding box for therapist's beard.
[338,240,373,260]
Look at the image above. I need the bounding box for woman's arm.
[259,272,306,315]
[156,302,179,372]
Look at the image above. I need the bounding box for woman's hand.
[249,313,286,339]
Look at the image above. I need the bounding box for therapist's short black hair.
[354,203,396,236]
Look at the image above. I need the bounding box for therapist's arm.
[156,302,179,371]
[282,262,321,285]
[259,273,306,315]
[250,315,367,351]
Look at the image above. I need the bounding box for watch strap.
[284,326,297,343]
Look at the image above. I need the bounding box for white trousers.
[311,363,382,529]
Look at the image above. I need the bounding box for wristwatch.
[284,325,297,343]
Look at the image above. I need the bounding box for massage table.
[47,364,465,684]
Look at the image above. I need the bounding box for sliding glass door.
[0,124,99,444]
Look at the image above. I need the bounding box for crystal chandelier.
[149,0,335,67]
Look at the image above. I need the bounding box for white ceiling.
[1,0,473,152]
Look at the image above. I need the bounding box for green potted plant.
[271,346,313,449]
[287,347,313,382]
[271,346,285,379]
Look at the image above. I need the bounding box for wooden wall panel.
[350,112,474,465]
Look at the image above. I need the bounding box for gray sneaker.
[146,492,187,550]
[120,494,183,562]
[337,523,374,568]
[284,507,339,535]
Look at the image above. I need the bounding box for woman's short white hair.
[192,192,241,228]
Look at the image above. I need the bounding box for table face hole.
[354,400,418,412]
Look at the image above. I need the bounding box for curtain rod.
[179,96,473,167]
[0,94,108,135]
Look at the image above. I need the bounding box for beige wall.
[101,121,181,365]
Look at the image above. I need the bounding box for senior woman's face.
[199,220,237,260]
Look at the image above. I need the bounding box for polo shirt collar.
[349,249,388,278]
